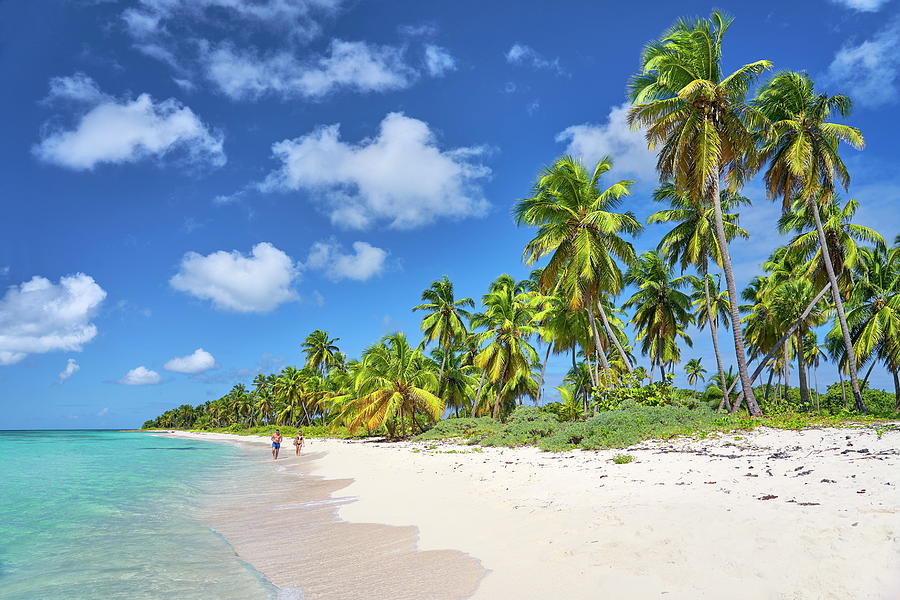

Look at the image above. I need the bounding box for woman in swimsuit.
[271,430,283,460]
[294,429,304,455]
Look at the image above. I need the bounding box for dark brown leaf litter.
[759,494,778,500]
[786,499,821,506]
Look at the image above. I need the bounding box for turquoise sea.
[0,430,292,600]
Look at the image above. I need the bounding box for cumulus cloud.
[830,0,891,11]
[170,242,299,313]
[823,20,900,107]
[261,112,490,229]
[34,74,225,170]
[202,40,415,100]
[505,43,563,74]
[58,358,80,382]
[125,0,341,40]
[423,44,456,77]
[0,273,106,366]
[555,103,657,182]
[306,240,387,281]
[164,348,216,373]
[118,366,161,385]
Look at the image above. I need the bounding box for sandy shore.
[166,426,900,599]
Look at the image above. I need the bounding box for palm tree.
[515,156,643,378]
[301,330,341,376]
[413,276,474,381]
[684,358,706,393]
[274,366,311,426]
[770,279,828,407]
[753,71,867,412]
[348,333,443,437]
[472,276,541,418]
[650,183,749,409]
[845,245,900,410]
[623,252,694,380]
[628,10,770,416]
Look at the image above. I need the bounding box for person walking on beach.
[271,430,283,460]
[294,429,304,456]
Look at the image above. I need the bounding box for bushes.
[416,416,502,441]
[755,382,899,418]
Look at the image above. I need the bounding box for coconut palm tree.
[650,183,749,408]
[684,358,706,393]
[348,333,443,437]
[274,366,311,426]
[628,10,770,415]
[845,245,900,410]
[472,276,541,418]
[413,276,474,381]
[753,70,867,412]
[301,330,341,376]
[515,155,642,377]
[623,251,694,380]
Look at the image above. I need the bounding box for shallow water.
[0,430,283,600]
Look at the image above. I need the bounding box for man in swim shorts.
[271,430,283,460]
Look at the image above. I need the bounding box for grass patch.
[418,404,899,452]
[612,454,634,464]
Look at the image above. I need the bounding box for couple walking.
[270,429,304,460]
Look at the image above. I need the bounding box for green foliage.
[416,416,502,441]
[756,382,899,418]
[613,454,634,464]
[592,374,699,411]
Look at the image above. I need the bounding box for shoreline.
[166,427,900,599]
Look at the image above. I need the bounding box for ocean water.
[0,430,291,600]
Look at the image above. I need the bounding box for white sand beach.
[167,427,900,599]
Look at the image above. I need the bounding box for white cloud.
[123,0,340,44]
[202,40,415,100]
[306,240,387,281]
[118,366,161,385]
[423,44,456,77]
[34,74,225,170]
[261,112,490,229]
[830,0,891,11]
[823,20,900,108]
[170,242,299,313]
[505,43,563,74]
[555,103,657,182]
[97,407,109,417]
[58,358,80,382]
[0,274,106,366]
[164,348,216,373]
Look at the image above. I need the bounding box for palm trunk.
[814,365,820,412]
[862,360,876,388]
[709,175,760,416]
[809,198,867,413]
[439,351,447,387]
[536,343,552,406]
[596,300,632,372]
[705,273,731,411]
[472,371,487,417]
[893,368,900,412]
[586,308,611,378]
[764,367,775,403]
[838,367,847,408]
[728,285,830,404]
[797,334,810,407]
[783,342,790,401]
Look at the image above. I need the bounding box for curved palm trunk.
[536,343,552,407]
[797,334,810,407]
[728,284,829,404]
[838,367,847,408]
[809,198,867,413]
[586,308,611,378]
[893,368,900,412]
[862,360,877,388]
[596,300,632,373]
[472,371,487,417]
[709,176,760,416]
[704,274,730,411]
[764,368,775,403]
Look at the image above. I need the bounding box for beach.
[167,426,900,599]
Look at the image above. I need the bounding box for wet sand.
[169,426,900,599]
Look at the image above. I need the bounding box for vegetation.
[144,10,900,444]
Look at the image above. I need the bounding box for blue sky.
[2,0,900,429]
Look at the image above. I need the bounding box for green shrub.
[613,454,634,464]
[416,416,502,441]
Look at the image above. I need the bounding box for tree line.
[143,11,900,432]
